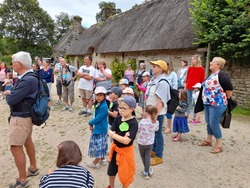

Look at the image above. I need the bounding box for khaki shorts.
[79,89,93,99]
[9,116,33,146]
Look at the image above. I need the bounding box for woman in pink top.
[184,55,205,120]
[124,64,135,86]
[0,62,9,99]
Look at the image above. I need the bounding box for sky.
[0,0,145,28]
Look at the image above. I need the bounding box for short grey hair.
[12,51,32,69]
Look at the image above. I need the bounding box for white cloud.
[0,0,144,28]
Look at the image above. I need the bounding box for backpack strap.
[158,78,171,88]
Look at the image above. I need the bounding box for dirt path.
[0,82,250,188]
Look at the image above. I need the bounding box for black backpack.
[159,79,179,114]
[26,72,50,126]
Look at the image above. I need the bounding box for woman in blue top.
[87,86,109,168]
[41,59,53,106]
[196,57,233,154]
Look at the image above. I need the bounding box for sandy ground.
[0,81,250,188]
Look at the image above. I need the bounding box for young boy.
[108,87,123,128]
[107,96,138,188]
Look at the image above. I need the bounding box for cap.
[150,60,168,71]
[95,86,107,94]
[142,71,151,77]
[110,87,123,97]
[192,83,201,88]
[123,87,134,95]
[119,78,129,85]
[122,96,136,108]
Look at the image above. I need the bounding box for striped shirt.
[39,165,94,188]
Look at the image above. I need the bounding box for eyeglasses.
[118,106,131,111]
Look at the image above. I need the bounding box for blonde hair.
[166,60,174,73]
[213,57,226,69]
[192,54,202,66]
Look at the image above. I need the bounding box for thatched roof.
[63,0,196,55]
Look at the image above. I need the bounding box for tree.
[190,0,250,61]
[55,12,74,41]
[0,0,55,57]
[96,1,122,22]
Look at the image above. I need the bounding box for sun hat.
[95,86,107,94]
[123,87,134,95]
[121,96,136,108]
[142,71,151,77]
[119,78,129,85]
[150,60,168,71]
[109,87,123,97]
[192,83,201,88]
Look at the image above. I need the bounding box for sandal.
[172,134,178,138]
[198,140,212,146]
[26,168,39,177]
[172,137,181,142]
[210,146,223,154]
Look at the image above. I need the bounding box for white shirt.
[78,65,95,90]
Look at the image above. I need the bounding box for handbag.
[220,110,232,129]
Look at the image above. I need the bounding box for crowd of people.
[2,52,234,188]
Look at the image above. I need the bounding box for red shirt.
[186,66,205,90]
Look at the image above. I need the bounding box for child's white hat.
[192,83,201,88]
[95,86,107,94]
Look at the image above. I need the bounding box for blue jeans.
[204,105,227,139]
[152,115,164,158]
[187,89,193,115]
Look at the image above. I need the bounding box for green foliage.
[232,107,250,116]
[0,0,55,57]
[96,1,122,22]
[110,57,127,83]
[111,58,137,83]
[190,0,250,61]
[55,12,74,41]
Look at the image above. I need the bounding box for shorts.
[9,116,33,146]
[166,113,173,119]
[63,82,74,103]
[56,79,62,96]
[107,151,118,176]
[79,89,93,99]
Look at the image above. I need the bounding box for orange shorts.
[9,116,33,146]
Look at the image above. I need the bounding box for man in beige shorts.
[5,51,39,188]
[77,55,96,117]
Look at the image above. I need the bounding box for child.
[107,96,138,188]
[3,73,13,91]
[136,71,151,117]
[122,87,136,116]
[87,86,108,169]
[191,83,202,124]
[137,105,159,180]
[172,89,189,142]
[40,141,94,188]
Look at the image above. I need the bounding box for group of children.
[85,73,202,187]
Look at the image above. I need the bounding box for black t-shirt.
[108,100,119,125]
[111,116,138,148]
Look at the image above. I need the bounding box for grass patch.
[232,107,250,116]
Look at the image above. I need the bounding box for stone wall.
[224,64,250,108]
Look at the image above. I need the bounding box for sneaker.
[141,171,150,180]
[61,106,69,111]
[149,167,154,177]
[86,161,101,169]
[54,100,62,106]
[84,112,92,117]
[9,179,29,188]
[68,106,73,112]
[78,110,87,115]
[0,96,4,100]
[150,157,163,166]
[26,168,39,177]
[100,158,107,166]
[191,120,201,125]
